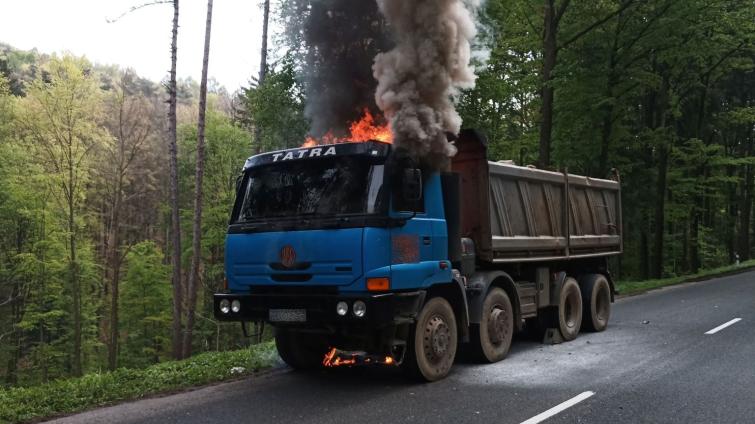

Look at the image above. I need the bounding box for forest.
[1,0,753,387]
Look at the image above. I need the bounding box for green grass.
[0,342,279,424]
[616,259,755,297]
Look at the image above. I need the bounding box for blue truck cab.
[215,133,622,381]
[215,140,467,380]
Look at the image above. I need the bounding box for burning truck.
[214,122,622,382]
[213,0,621,381]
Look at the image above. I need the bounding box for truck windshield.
[237,156,386,222]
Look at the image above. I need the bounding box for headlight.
[219,299,231,314]
[353,300,367,318]
[336,301,348,316]
[231,300,241,313]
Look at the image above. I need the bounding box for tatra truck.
[214,131,622,381]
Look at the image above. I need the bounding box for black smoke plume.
[285,0,391,138]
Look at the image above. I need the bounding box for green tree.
[178,106,251,353]
[238,58,308,152]
[16,54,107,376]
[99,72,159,370]
[119,241,172,368]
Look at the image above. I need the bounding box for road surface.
[48,271,755,424]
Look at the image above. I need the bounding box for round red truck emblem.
[280,245,297,268]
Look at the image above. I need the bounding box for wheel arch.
[426,279,470,342]
[568,257,615,302]
[577,272,615,302]
[467,271,522,331]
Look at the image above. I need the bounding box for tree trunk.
[640,228,649,280]
[254,0,270,154]
[739,129,754,260]
[107,185,122,370]
[168,0,184,360]
[598,26,621,177]
[652,144,668,279]
[648,68,669,279]
[70,195,82,376]
[63,136,83,377]
[183,0,214,358]
[689,208,700,272]
[538,0,558,169]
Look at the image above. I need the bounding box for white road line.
[520,391,595,424]
[705,318,742,335]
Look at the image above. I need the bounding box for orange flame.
[322,348,357,367]
[322,347,397,367]
[303,109,392,147]
[322,348,337,367]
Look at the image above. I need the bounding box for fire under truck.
[214,131,622,381]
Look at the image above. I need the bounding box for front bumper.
[213,290,425,327]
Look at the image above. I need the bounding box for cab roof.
[242,141,391,171]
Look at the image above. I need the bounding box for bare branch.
[555,0,571,26]
[0,293,15,307]
[558,0,639,52]
[106,0,172,24]
[0,330,14,344]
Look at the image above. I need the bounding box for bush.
[616,260,755,296]
[0,343,278,424]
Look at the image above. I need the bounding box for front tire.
[579,274,611,332]
[470,288,514,363]
[403,297,458,382]
[275,328,328,371]
[558,278,582,341]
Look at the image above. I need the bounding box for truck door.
[390,174,448,290]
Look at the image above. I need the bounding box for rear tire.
[558,278,582,341]
[274,328,328,370]
[579,274,611,332]
[470,288,513,363]
[403,297,458,382]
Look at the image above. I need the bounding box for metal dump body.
[452,131,622,264]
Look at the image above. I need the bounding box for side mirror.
[403,168,422,203]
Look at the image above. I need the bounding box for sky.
[0,0,269,91]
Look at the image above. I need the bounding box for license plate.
[269,309,307,322]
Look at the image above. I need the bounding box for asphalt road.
[48,271,755,424]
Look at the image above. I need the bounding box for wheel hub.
[488,307,507,345]
[424,316,450,361]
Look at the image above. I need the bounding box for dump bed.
[452,131,622,264]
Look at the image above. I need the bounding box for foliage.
[0,47,260,389]
[616,260,755,297]
[119,242,172,369]
[456,0,755,280]
[237,56,308,152]
[457,0,541,164]
[0,343,278,424]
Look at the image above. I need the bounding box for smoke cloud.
[285,0,391,138]
[373,0,480,169]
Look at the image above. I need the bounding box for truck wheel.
[579,274,611,332]
[470,288,513,363]
[558,278,582,341]
[403,297,458,382]
[274,328,328,371]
